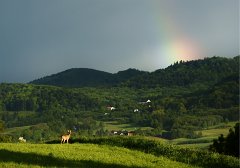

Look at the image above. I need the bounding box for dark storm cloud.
[0,0,238,83]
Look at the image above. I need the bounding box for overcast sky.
[0,0,239,83]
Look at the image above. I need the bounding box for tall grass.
[0,143,196,168]
[47,136,239,168]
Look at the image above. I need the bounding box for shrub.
[209,122,239,157]
[0,134,13,142]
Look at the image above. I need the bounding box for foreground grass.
[0,143,197,168]
[72,136,239,168]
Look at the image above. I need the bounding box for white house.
[133,109,139,112]
[107,106,116,111]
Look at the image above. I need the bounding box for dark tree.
[209,123,239,157]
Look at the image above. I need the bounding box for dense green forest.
[0,56,239,143]
[124,56,239,88]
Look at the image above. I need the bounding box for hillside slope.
[124,56,239,88]
[0,143,198,168]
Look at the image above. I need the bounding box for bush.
[0,134,13,142]
[209,123,239,157]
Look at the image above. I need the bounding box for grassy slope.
[200,122,236,137]
[0,143,198,168]
[4,126,31,135]
[169,121,238,149]
[103,121,239,150]
[104,121,152,131]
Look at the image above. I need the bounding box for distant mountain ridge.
[30,56,239,88]
[30,68,147,87]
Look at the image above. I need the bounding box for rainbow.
[150,1,202,64]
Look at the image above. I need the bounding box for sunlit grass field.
[0,143,198,168]
[167,121,238,149]
[104,121,152,131]
[200,127,230,137]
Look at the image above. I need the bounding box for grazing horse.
[61,130,71,144]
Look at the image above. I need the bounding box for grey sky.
[0,0,239,83]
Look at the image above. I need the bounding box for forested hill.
[0,56,239,141]
[30,68,147,87]
[124,56,239,88]
[30,56,239,88]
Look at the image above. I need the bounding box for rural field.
[104,121,238,150]
[0,143,198,168]
[104,121,152,131]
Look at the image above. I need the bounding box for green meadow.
[104,121,152,131]
[0,143,197,168]
[103,121,239,150]
[1,121,239,167]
